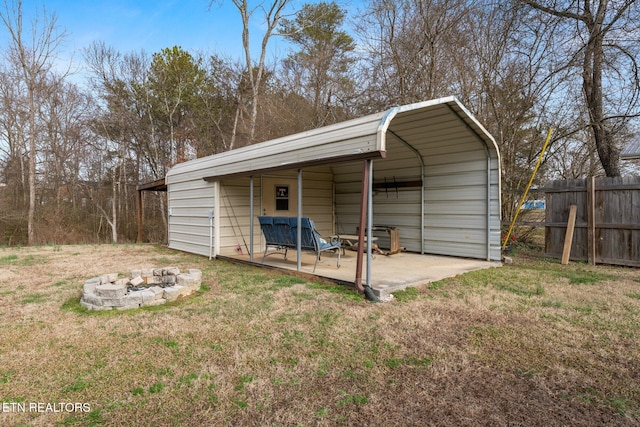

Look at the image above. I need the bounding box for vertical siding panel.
[168,179,216,257]
[215,169,334,257]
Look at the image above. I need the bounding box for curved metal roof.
[166,96,499,184]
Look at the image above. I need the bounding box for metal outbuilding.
[165,97,502,291]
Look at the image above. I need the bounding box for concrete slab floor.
[223,249,502,298]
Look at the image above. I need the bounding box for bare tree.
[0,69,28,209]
[84,44,152,243]
[456,3,567,221]
[356,0,470,108]
[0,0,67,244]
[209,0,293,147]
[522,0,640,177]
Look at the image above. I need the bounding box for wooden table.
[330,234,378,254]
[354,225,402,255]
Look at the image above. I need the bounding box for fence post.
[587,177,596,265]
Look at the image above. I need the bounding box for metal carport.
[165,96,502,294]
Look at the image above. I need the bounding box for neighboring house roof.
[621,135,640,160]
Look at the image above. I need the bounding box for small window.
[275,185,289,211]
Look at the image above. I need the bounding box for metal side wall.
[168,179,217,257]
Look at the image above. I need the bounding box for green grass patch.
[234,375,254,392]
[626,293,640,300]
[60,408,107,427]
[305,281,361,301]
[541,299,563,308]
[0,370,15,383]
[7,254,49,266]
[392,287,420,302]
[148,382,165,394]
[232,398,248,409]
[0,254,18,264]
[337,394,368,406]
[20,293,47,304]
[560,270,611,284]
[1,397,26,404]
[384,358,402,369]
[607,396,631,415]
[269,275,307,290]
[427,280,447,291]
[178,373,198,387]
[406,357,432,367]
[65,380,90,393]
[61,296,88,314]
[571,304,593,315]
[316,407,329,418]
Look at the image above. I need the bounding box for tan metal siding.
[301,173,334,236]
[216,169,334,257]
[218,178,260,257]
[422,152,490,259]
[168,180,215,257]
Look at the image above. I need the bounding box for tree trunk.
[111,168,118,244]
[27,87,36,245]
[582,19,620,177]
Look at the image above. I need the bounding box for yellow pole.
[502,128,553,250]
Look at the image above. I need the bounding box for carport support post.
[366,159,373,289]
[355,159,371,292]
[297,169,302,271]
[249,176,254,262]
[136,189,143,243]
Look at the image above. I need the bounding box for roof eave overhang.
[136,178,167,192]
[203,150,386,182]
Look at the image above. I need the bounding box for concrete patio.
[223,248,502,299]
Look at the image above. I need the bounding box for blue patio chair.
[291,217,341,272]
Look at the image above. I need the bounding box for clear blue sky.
[7,0,361,65]
[46,0,287,58]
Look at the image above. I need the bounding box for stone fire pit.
[80,267,202,311]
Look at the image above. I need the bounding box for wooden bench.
[257,216,341,272]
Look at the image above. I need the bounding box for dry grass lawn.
[0,243,638,426]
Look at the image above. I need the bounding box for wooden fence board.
[543,176,640,266]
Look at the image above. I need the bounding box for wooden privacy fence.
[544,176,640,267]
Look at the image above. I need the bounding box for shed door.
[262,177,298,216]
